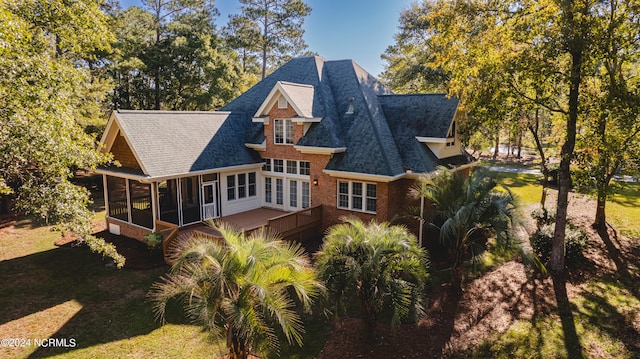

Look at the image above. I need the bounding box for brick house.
[97,56,472,245]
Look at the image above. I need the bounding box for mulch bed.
[92,230,166,270]
[316,189,640,358]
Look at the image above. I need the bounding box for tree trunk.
[527,113,550,205]
[593,113,610,229]
[594,194,607,228]
[517,129,523,159]
[358,285,377,339]
[227,327,248,359]
[154,26,162,110]
[449,259,464,293]
[261,13,268,79]
[493,131,500,160]
[550,4,584,273]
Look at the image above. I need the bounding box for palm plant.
[148,222,323,359]
[315,217,428,339]
[415,167,516,292]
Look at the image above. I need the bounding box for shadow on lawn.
[552,273,584,359]
[0,242,178,358]
[597,224,640,300]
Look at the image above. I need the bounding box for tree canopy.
[383,0,640,273]
[225,0,311,79]
[0,0,124,267]
[108,0,244,110]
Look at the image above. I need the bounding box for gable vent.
[345,97,355,115]
[278,95,288,109]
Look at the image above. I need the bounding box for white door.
[202,182,219,220]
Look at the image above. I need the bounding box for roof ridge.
[378,93,450,97]
[350,63,404,176]
[115,110,232,115]
[278,81,314,89]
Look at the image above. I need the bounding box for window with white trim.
[337,180,376,213]
[262,158,311,210]
[227,172,257,201]
[265,177,272,203]
[286,160,297,174]
[299,161,310,175]
[263,159,310,176]
[274,119,294,144]
[273,159,284,173]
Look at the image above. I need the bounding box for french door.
[265,177,310,211]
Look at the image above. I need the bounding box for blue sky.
[118,0,413,76]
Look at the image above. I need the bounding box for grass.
[489,167,640,239]
[473,166,640,358]
[455,280,640,359]
[0,214,327,359]
[606,181,640,238]
[492,171,543,207]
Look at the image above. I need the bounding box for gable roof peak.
[253,80,316,119]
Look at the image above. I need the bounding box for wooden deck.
[163,207,323,265]
[178,207,288,240]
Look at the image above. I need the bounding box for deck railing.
[267,205,322,239]
[162,206,323,265]
[156,220,179,265]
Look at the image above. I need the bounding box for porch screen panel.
[129,181,153,229]
[158,179,179,225]
[181,176,201,224]
[107,176,128,221]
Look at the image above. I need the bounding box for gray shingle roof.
[379,94,458,138]
[107,56,469,179]
[225,56,467,177]
[112,110,261,178]
[380,94,460,173]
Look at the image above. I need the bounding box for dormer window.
[274,119,294,144]
[278,95,288,109]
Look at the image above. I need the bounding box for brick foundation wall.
[106,217,151,242]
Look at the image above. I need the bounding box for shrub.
[530,207,555,229]
[529,224,587,266]
[143,232,163,249]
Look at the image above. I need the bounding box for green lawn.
[492,171,543,207]
[455,280,640,359]
[490,169,640,239]
[0,218,327,359]
[607,181,640,238]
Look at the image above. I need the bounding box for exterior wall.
[110,133,140,169]
[260,101,421,233]
[263,103,306,159]
[107,217,151,242]
[219,169,261,216]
